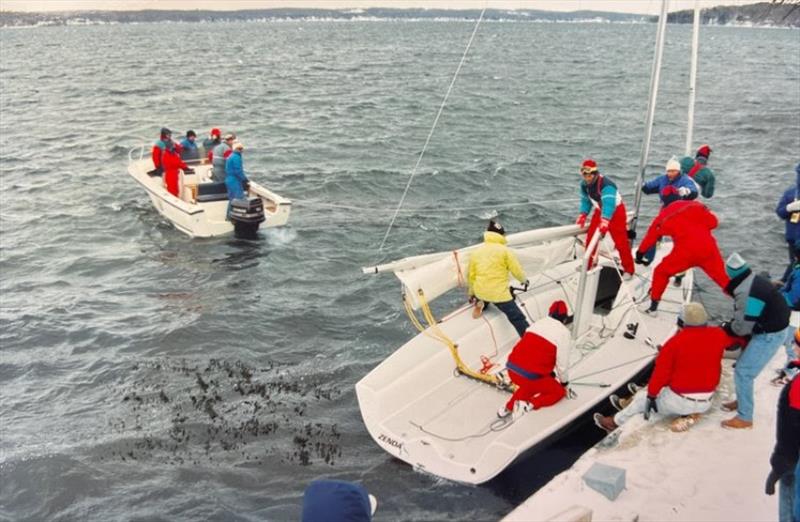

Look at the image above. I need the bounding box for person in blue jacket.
[179,130,199,161]
[776,163,800,283]
[225,142,249,210]
[641,157,699,205]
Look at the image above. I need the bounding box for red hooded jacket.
[647,325,734,396]
[507,331,556,378]
[638,200,719,255]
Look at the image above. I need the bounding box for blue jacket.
[642,173,698,205]
[579,174,621,220]
[782,264,800,310]
[179,138,199,161]
[302,480,372,522]
[775,165,800,242]
[225,151,248,200]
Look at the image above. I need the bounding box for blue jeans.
[794,459,800,522]
[734,327,791,421]
[779,467,796,522]
[491,299,529,338]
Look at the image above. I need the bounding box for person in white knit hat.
[641,156,699,207]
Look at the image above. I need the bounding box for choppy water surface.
[1,20,798,521]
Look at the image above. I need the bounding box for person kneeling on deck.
[635,187,729,316]
[467,220,529,337]
[575,159,634,280]
[225,142,249,216]
[497,303,571,420]
[594,302,738,433]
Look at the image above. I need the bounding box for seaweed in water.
[106,358,343,467]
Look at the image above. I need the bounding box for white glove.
[787,200,800,212]
[677,187,691,197]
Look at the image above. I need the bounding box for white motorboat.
[127,145,291,238]
[355,0,703,484]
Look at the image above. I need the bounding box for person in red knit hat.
[496,302,572,420]
[161,141,188,197]
[575,159,634,279]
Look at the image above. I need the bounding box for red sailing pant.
[164,170,180,197]
[506,372,566,411]
[586,204,635,274]
[650,242,729,301]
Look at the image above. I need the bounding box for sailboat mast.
[631,0,669,234]
[685,1,701,155]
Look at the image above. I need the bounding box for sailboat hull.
[356,243,692,484]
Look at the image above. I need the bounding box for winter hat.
[224,133,236,141]
[660,185,681,206]
[210,128,221,137]
[679,302,707,327]
[302,479,376,522]
[665,157,681,172]
[725,252,750,279]
[487,220,505,235]
[548,300,569,324]
[186,130,196,138]
[160,127,172,137]
[581,159,598,174]
[679,156,695,175]
[696,144,712,159]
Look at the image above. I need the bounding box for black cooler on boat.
[229,197,265,238]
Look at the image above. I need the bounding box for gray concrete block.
[582,462,626,501]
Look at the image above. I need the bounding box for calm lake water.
[0,18,798,521]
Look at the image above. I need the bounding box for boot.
[628,383,643,395]
[593,413,618,433]
[673,274,684,287]
[472,300,485,319]
[497,404,511,419]
[643,299,659,317]
[670,413,701,432]
[721,400,738,412]
[609,394,632,411]
[721,416,753,429]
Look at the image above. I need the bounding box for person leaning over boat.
[150,127,173,176]
[496,303,571,420]
[720,253,792,430]
[594,302,740,434]
[776,163,800,283]
[635,188,729,316]
[179,130,199,161]
[575,159,634,279]
[685,144,715,199]
[467,220,529,338]
[211,133,236,182]
[225,141,249,209]
[764,333,799,522]
[202,127,221,162]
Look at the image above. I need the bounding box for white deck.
[356,244,692,484]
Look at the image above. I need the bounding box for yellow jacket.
[467,231,527,303]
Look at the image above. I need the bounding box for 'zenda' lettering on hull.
[378,433,403,451]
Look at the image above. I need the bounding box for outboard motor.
[229,197,265,238]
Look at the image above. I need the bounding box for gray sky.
[0,1,760,16]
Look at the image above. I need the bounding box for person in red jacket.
[635,187,729,315]
[594,302,743,433]
[497,304,571,420]
[162,142,188,197]
[150,127,172,175]
[764,330,800,522]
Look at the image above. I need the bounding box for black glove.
[720,321,736,337]
[468,295,477,304]
[765,469,781,495]
[523,279,530,291]
[184,167,195,175]
[627,229,637,240]
[643,395,658,420]
[635,251,650,266]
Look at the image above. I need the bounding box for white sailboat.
[356,1,698,485]
[127,144,291,238]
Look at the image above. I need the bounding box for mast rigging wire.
[377,7,487,252]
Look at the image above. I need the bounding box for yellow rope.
[414,288,508,388]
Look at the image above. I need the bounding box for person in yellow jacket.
[467,220,530,337]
